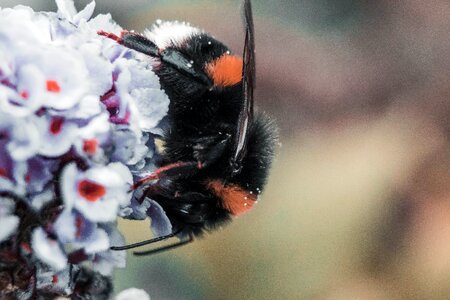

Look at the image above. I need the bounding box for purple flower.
[147,199,173,237]
[25,157,53,194]
[0,0,173,297]
[54,210,109,254]
[125,197,172,237]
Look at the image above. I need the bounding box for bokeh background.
[5,0,450,299]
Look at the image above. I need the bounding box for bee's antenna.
[110,228,183,251]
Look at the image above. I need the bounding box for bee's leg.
[139,180,180,201]
[133,232,194,256]
[131,161,199,190]
[191,134,230,168]
[98,30,159,57]
[110,228,184,251]
[132,135,230,190]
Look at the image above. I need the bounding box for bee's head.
[144,21,243,99]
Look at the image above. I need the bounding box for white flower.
[61,163,132,222]
[0,110,41,162]
[35,114,79,157]
[56,0,95,25]
[1,65,44,116]
[79,43,114,96]
[0,5,52,45]
[32,227,68,271]
[18,48,89,110]
[130,87,170,132]
[116,288,151,300]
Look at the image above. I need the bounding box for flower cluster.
[0,0,169,298]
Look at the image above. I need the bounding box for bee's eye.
[198,40,213,54]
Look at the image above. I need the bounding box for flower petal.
[0,215,19,242]
[147,199,172,237]
[116,288,150,300]
[32,227,68,271]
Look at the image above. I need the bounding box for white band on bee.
[144,20,202,49]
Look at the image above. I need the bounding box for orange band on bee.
[207,179,256,216]
[205,54,243,87]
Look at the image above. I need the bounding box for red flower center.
[0,168,7,178]
[52,275,59,284]
[49,116,64,135]
[46,80,61,92]
[75,214,84,239]
[20,90,29,99]
[83,139,98,155]
[77,179,106,202]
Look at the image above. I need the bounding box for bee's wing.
[232,0,255,173]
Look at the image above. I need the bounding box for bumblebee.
[99,0,277,255]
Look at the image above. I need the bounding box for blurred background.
[5,0,450,298]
